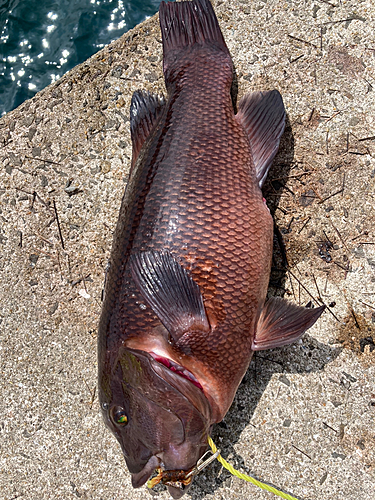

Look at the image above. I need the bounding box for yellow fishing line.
[207,436,300,500]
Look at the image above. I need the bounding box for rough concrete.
[0,1,374,499]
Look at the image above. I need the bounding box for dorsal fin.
[129,250,210,342]
[252,297,325,350]
[130,90,166,168]
[236,90,286,187]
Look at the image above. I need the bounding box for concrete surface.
[0,1,374,499]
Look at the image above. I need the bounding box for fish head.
[99,347,212,497]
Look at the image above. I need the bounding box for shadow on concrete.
[188,336,342,499]
[264,113,296,298]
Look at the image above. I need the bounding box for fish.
[97,0,325,497]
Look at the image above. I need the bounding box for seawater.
[0,0,167,116]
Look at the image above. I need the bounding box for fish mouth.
[149,352,204,391]
[131,455,160,488]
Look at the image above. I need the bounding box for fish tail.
[159,0,231,83]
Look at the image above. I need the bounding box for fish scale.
[111,57,271,385]
[106,45,271,374]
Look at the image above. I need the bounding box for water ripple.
[0,0,166,116]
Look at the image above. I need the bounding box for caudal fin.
[159,0,230,81]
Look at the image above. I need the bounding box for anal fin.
[252,297,325,350]
[236,90,286,188]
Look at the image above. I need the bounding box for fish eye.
[110,406,128,426]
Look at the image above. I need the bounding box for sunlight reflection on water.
[0,0,167,115]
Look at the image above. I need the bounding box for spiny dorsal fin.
[129,250,210,342]
[252,297,325,350]
[236,90,286,188]
[130,90,166,168]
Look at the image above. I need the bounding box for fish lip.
[131,455,160,488]
[167,483,192,499]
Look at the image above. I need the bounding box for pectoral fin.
[252,297,325,350]
[236,90,286,188]
[129,251,210,341]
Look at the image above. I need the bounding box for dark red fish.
[98,0,325,497]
